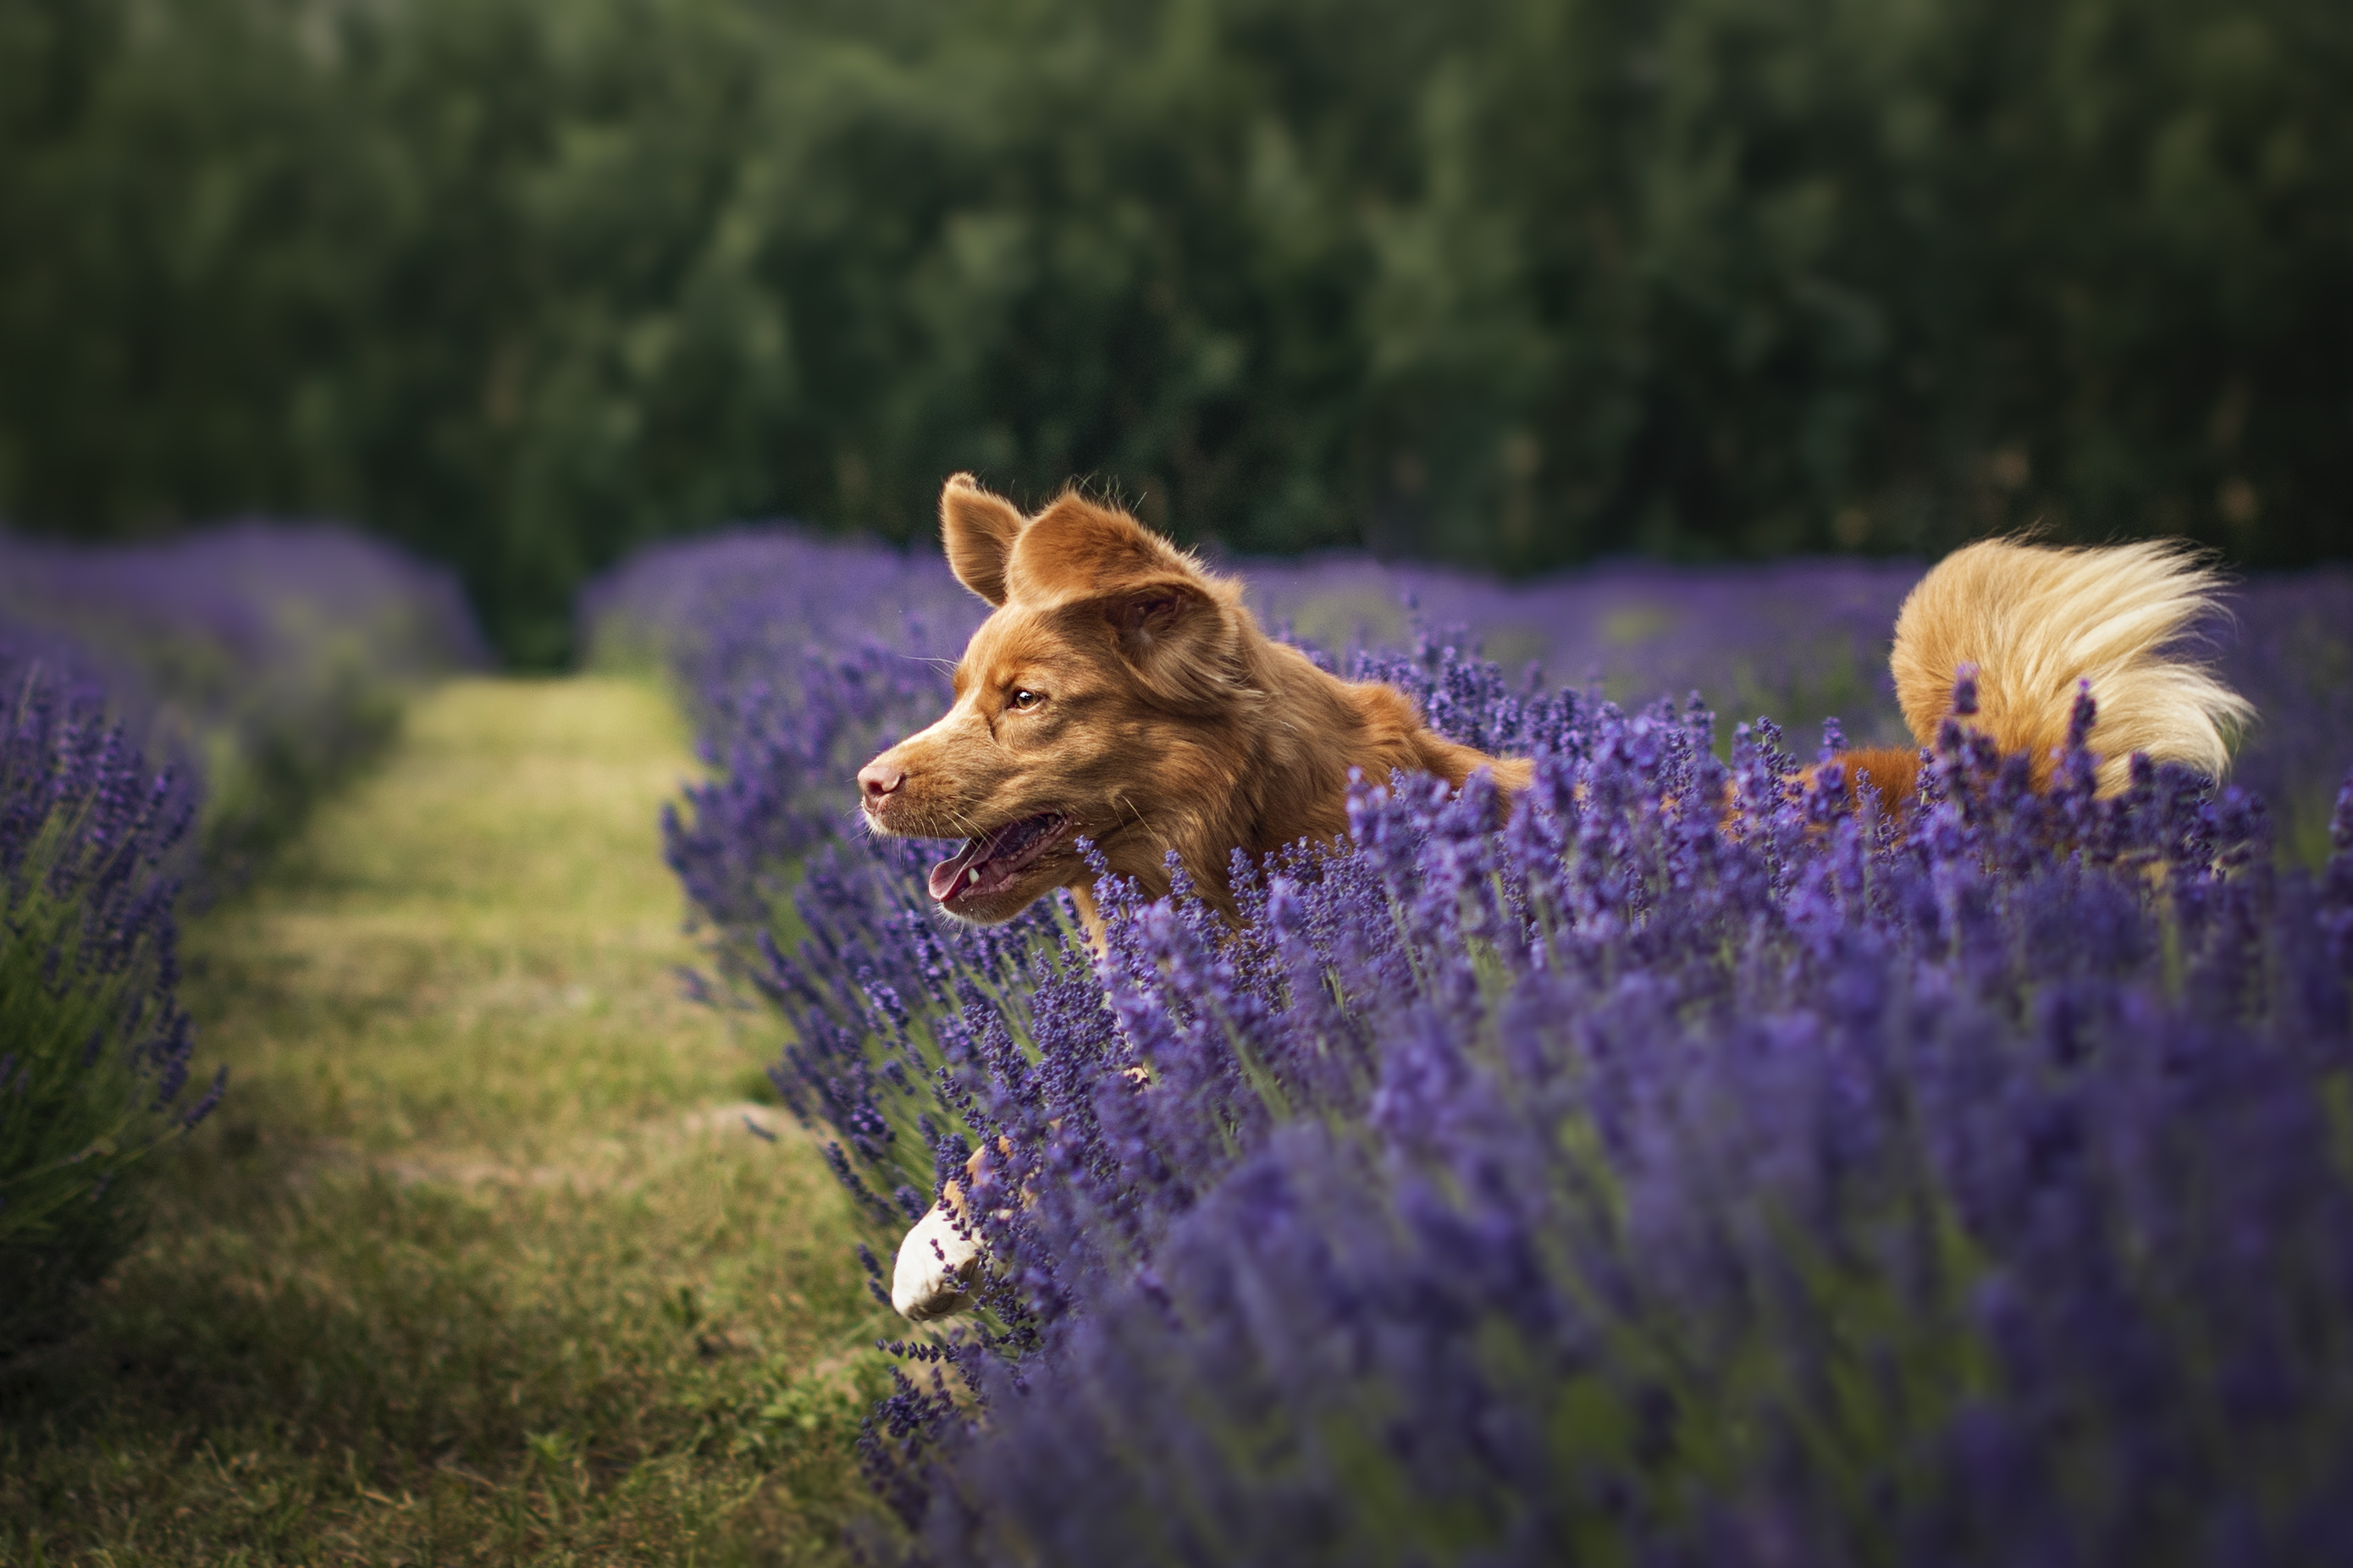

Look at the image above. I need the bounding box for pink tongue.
[929,840,985,902]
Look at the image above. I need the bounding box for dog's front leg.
[889,1073,1145,1322]
[891,1140,1007,1321]
[892,1180,983,1321]
[1065,881,1108,951]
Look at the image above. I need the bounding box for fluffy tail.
[1887,538,2253,795]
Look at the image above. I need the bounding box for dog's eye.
[1010,688,1044,712]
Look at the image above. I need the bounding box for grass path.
[2,679,880,1566]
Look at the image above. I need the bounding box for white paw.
[892,1201,982,1321]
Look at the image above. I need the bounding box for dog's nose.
[858,761,906,803]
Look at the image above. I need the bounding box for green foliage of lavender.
[0,654,216,1353]
[613,531,2353,1561]
[0,527,480,1353]
[8,0,2350,663]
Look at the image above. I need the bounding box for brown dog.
[864,475,2251,1318]
[856,474,1531,938]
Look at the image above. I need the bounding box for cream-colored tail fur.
[1889,538,2253,796]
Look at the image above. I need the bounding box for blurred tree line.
[3,0,2346,664]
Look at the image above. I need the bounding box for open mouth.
[926,813,1071,908]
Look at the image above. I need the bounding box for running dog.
[861,474,2251,1319]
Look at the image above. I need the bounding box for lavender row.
[612,528,2353,1560]
[0,523,483,1350]
[858,718,2353,1565]
[0,523,487,892]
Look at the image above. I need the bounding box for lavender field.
[594,527,2353,1565]
[10,523,2353,1563]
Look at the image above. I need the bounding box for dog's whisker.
[1113,793,1148,836]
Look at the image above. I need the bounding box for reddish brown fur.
[859,477,1527,926]
[1821,746,1925,814]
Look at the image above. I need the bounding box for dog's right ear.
[941,474,1026,606]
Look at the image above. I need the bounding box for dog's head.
[856,475,1257,923]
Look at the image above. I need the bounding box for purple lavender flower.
[2214,567,2353,864]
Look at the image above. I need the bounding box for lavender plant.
[0,647,218,1354]
[624,527,2353,1562]
[873,732,2353,1566]
[578,527,983,720]
[2218,566,2353,865]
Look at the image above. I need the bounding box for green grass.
[0,677,887,1566]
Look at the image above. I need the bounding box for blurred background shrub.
[4,0,2345,665]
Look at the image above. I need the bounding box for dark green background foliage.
[3,0,2347,663]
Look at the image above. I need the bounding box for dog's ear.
[1003,493,1185,602]
[1008,493,1245,711]
[941,473,1026,606]
[1085,577,1245,715]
